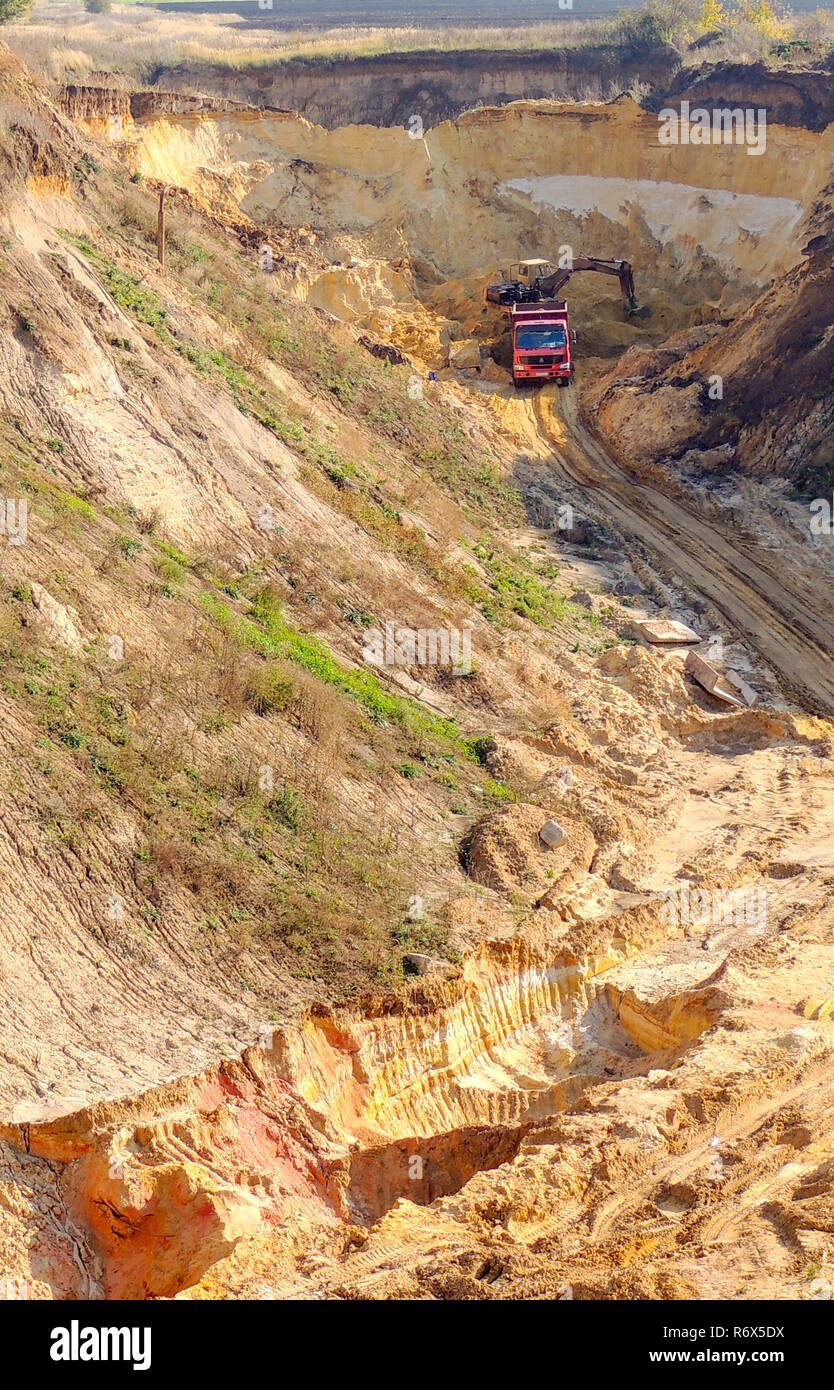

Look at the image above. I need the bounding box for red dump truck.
[510,301,575,388]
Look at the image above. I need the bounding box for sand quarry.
[0,54,833,1301]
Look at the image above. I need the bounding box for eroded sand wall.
[128,100,834,286]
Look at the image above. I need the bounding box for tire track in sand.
[528,386,834,715]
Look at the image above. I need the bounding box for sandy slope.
[0,54,833,1301]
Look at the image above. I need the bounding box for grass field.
[4,0,832,85]
[63,0,834,16]
[139,0,621,17]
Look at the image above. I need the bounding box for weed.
[117,535,142,560]
[267,784,306,830]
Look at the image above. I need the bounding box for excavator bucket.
[616,261,639,313]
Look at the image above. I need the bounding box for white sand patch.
[502,175,804,279]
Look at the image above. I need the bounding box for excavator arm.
[534,257,639,312]
[485,256,639,315]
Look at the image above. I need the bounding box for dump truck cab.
[511,300,575,386]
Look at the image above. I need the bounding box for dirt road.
[528,385,834,715]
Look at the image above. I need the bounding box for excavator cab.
[510,258,555,285]
[486,259,556,308]
[486,254,639,319]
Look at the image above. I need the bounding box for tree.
[699,0,727,29]
[0,0,35,23]
[611,1,703,55]
[84,0,113,12]
[732,0,790,36]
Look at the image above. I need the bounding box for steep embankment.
[585,207,834,494]
[143,43,683,129]
[662,58,834,132]
[133,50,834,135]
[119,95,828,289]
[1,46,834,1301]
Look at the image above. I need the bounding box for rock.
[539,819,567,848]
[571,590,614,619]
[403,953,458,980]
[685,649,757,707]
[613,573,645,597]
[802,997,834,1021]
[28,583,83,651]
[447,338,482,370]
[480,357,510,383]
[358,333,407,366]
[631,617,700,645]
[676,444,736,471]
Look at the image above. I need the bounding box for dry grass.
[3,3,604,84]
[5,1,832,94]
[0,64,611,1005]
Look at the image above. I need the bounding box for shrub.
[267,784,306,831]
[465,735,494,765]
[247,663,295,716]
[0,0,34,22]
[610,0,700,52]
[117,535,141,560]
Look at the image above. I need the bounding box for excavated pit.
[344,1124,529,1226]
[0,931,727,1296]
[92,95,834,366]
[2,69,834,1302]
[342,976,725,1227]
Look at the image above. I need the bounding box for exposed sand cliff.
[0,44,833,1302]
[140,44,683,130]
[122,98,828,289]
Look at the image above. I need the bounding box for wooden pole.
[156,186,167,275]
